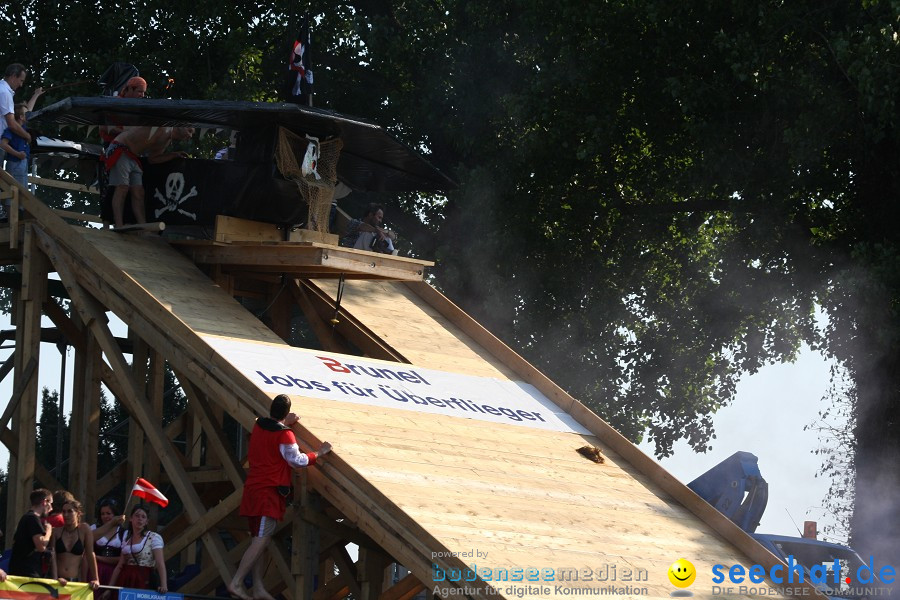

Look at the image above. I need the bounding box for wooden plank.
[10,186,19,249]
[53,208,103,223]
[171,241,430,281]
[289,228,339,245]
[115,221,166,233]
[29,176,99,195]
[214,215,283,243]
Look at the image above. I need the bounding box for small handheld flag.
[131,477,169,508]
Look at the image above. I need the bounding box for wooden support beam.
[0,427,65,492]
[312,572,352,600]
[379,573,426,600]
[29,176,99,195]
[298,506,375,549]
[32,226,238,589]
[328,545,362,600]
[162,488,241,558]
[146,346,165,528]
[357,547,390,600]
[286,280,353,354]
[0,349,16,386]
[69,327,101,508]
[293,474,319,600]
[266,280,293,342]
[297,280,408,362]
[7,225,46,536]
[0,356,36,430]
[9,186,19,249]
[128,336,150,492]
[176,374,245,488]
[0,271,70,299]
[178,510,294,595]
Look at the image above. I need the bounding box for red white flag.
[131,477,169,508]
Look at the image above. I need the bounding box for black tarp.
[29,97,457,193]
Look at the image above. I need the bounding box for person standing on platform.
[227,394,332,600]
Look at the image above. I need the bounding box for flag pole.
[122,477,138,517]
[306,10,313,107]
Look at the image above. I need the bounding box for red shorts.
[239,485,286,521]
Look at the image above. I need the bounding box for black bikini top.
[55,531,85,556]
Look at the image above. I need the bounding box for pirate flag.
[284,22,313,105]
[99,62,139,97]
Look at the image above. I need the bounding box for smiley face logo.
[667,559,696,588]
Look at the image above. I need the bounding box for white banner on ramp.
[201,335,590,434]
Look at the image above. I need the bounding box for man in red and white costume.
[228,394,331,600]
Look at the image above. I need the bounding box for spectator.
[50,499,100,590]
[8,489,53,577]
[0,64,32,149]
[92,498,126,585]
[227,394,331,600]
[339,203,397,254]
[46,490,75,528]
[108,505,167,593]
[0,104,31,193]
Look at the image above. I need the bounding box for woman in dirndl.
[92,498,126,585]
[108,505,168,593]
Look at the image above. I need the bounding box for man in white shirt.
[0,64,32,145]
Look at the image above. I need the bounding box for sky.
[0,311,850,548]
[637,344,846,543]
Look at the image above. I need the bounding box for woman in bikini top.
[50,500,100,590]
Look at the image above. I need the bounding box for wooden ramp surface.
[53,226,789,600]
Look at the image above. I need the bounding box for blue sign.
[119,588,183,600]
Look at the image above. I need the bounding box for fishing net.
[275,126,343,232]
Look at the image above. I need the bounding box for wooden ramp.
[5,182,813,600]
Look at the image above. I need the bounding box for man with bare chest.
[105,124,193,229]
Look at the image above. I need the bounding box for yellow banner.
[0,577,93,600]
